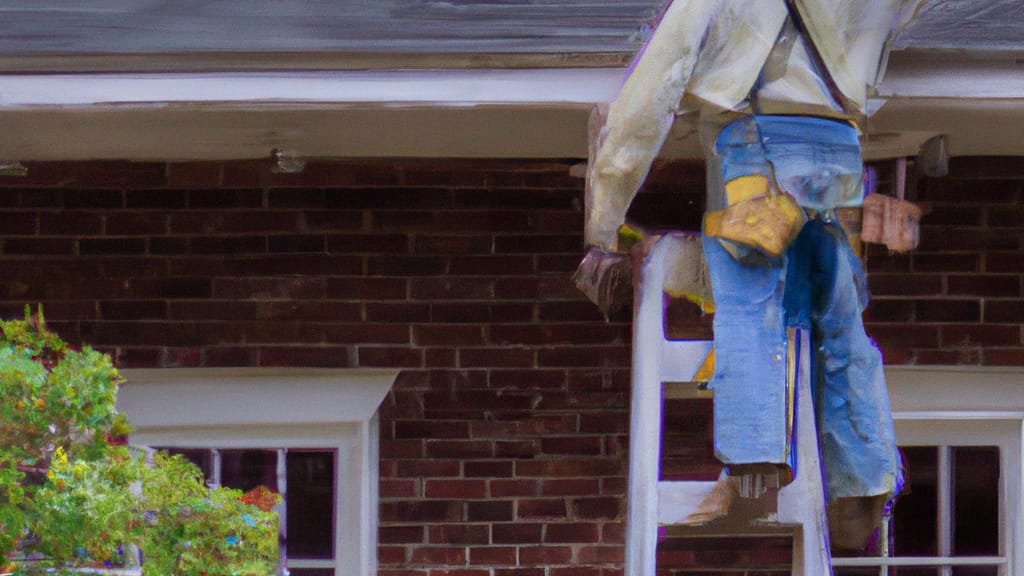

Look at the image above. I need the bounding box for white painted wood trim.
[118,367,400,576]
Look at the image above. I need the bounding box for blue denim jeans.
[704,220,902,500]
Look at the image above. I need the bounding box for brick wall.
[863,157,1024,366]
[0,157,1021,575]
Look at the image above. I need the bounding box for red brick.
[411,278,495,300]
[380,501,462,523]
[489,479,538,498]
[379,571,427,576]
[115,347,163,368]
[459,348,536,368]
[267,188,324,208]
[913,348,982,365]
[912,253,980,273]
[187,189,263,208]
[536,301,607,322]
[987,252,1024,273]
[429,524,489,545]
[395,459,462,477]
[494,569,544,576]
[941,325,1021,347]
[425,480,488,499]
[464,461,513,478]
[257,346,350,367]
[494,235,582,254]
[864,299,915,322]
[425,348,457,367]
[63,189,124,209]
[488,369,567,390]
[380,525,426,544]
[602,522,625,544]
[410,546,466,565]
[491,523,543,544]
[948,275,1020,297]
[519,545,572,565]
[395,420,470,440]
[449,255,535,276]
[327,233,410,253]
[983,348,1024,366]
[537,346,631,368]
[516,459,621,478]
[865,324,940,349]
[359,346,424,368]
[541,437,603,456]
[3,238,75,255]
[576,545,624,564]
[542,478,600,497]
[368,255,447,276]
[986,300,1024,323]
[517,499,567,520]
[367,303,431,323]
[329,188,446,211]
[125,189,187,209]
[544,522,599,543]
[304,210,366,231]
[573,497,621,520]
[495,441,539,458]
[426,440,494,459]
[168,162,221,187]
[414,235,493,255]
[99,300,167,320]
[0,212,38,235]
[867,273,943,297]
[916,299,981,322]
[413,325,484,346]
[203,346,258,367]
[380,479,420,498]
[378,546,408,565]
[466,500,513,521]
[468,546,517,566]
[326,277,407,300]
[428,570,491,576]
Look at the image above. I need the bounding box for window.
[117,368,399,576]
[832,367,1024,576]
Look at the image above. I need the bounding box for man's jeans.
[704,219,901,500]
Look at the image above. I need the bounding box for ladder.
[624,232,832,576]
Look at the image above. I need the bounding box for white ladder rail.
[624,232,832,576]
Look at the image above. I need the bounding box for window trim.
[116,368,400,576]
[831,366,1024,575]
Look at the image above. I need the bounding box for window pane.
[288,569,334,576]
[221,449,279,492]
[892,447,939,556]
[286,450,336,560]
[835,568,887,575]
[953,446,999,556]
[952,567,999,576]
[892,568,940,576]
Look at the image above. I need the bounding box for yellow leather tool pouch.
[704,191,807,260]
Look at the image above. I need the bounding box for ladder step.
[659,340,712,383]
[656,480,721,525]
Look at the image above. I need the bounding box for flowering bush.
[1,308,280,575]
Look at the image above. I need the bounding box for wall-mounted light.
[0,161,27,177]
[271,149,306,174]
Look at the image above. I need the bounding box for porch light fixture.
[271,148,306,174]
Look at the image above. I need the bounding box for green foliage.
[1,308,280,575]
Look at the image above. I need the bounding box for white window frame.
[831,366,1024,575]
[116,368,400,576]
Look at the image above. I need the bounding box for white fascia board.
[877,54,1024,100]
[0,68,624,108]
